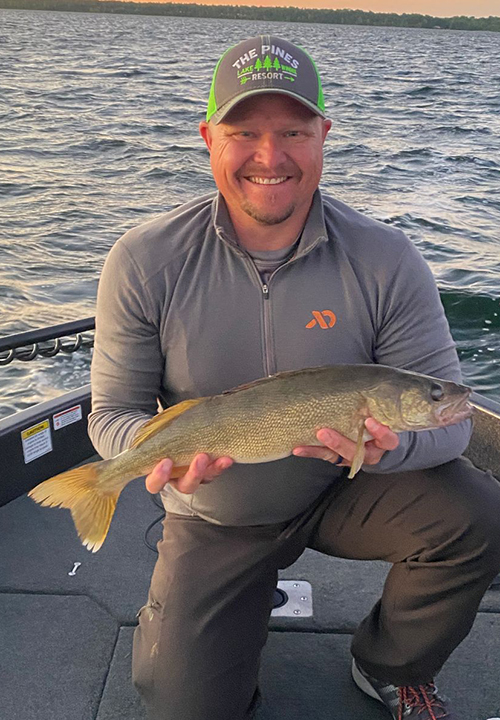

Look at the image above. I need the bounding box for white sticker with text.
[53,405,83,430]
[21,419,53,464]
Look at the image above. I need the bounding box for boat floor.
[2,469,500,719]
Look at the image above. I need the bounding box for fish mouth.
[436,396,474,426]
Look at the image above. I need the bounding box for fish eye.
[430,383,444,401]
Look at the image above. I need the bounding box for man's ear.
[199,121,213,152]
[322,118,332,142]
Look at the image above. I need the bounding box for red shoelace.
[398,684,449,719]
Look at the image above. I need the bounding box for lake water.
[1,8,499,418]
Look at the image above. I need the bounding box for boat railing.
[0,317,95,365]
[0,319,96,505]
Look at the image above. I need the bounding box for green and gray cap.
[206,35,326,123]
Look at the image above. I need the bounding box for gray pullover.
[89,189,472,525]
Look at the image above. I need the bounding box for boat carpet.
[0,593,118,720]
[0,477,160,623]
[97,616,500,720]
[1,479,500,628]
[2,602,499,720]
[2,477,500,719]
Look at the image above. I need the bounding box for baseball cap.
[206,35,326,124]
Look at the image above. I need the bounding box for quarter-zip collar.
[212,188,329,259]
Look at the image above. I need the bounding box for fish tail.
[28,460,119,553]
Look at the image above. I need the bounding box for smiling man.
[199,93,330,248]
[89,36,500,720]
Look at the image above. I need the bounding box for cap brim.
[211,88,326,124]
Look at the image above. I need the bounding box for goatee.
[241,201,296,226]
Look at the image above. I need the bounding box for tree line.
[1,0,499,32]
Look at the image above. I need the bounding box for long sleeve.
[363,239,472,473]
[88,240,163,460]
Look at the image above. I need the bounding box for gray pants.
[132,458,500,720]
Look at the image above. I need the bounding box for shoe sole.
[351,658,386,705]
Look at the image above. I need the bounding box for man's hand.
[145,453,233,495]
[292,418,399,469]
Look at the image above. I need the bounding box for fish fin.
[131,398,205,449]
[28,462,118,552]
[348,422,367,479]
[221,376,280,395]
[220,367,326,396]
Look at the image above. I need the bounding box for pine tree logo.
[263,56,272,70]
[273,58,281,70]
[254,57,263,71]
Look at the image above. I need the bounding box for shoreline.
[1,1,499,33]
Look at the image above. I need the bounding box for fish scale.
[137,375,364,464]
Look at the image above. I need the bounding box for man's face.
[200,94,331,228]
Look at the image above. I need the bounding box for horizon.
[124,0,500,19]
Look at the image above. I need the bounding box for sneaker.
[352,658,453,719]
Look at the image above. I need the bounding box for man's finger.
[174,453,212,494]
[145,458,173,494]
[203,456,233,479]
[293,428,357,465]
[293,423,397,470]
[316,428,358,461]
[364,418,399,451]
[361,443,387,466]
[293,445,342,464]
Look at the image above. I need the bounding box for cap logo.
[206,36,326,123]
[232,44,299,86]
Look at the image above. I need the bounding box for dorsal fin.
[221,376,277,396]
[221,370,301,396]
[220,366,328,397]
[131,398,205,449]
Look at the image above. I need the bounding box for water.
[1,9,499,419]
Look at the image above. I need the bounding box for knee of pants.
[131,623,155,700]
[131,599,166,703]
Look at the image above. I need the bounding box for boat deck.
[2,463,500,719]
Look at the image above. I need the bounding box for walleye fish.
[28,364,472,552]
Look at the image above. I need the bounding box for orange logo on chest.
[306,310,337,329]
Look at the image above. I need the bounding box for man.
[89,36,500,720]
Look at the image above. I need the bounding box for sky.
[141,0,500,16]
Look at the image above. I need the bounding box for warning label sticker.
[53,405,82,431]
[21,419,53,464]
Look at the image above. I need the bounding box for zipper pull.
[262,284,269,299]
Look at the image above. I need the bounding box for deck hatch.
[271,580,313,617]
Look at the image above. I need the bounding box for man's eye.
[285,131,301,137]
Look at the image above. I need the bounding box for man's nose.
[253,135,286,167]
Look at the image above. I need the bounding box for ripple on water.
[0,11,499,414]
[455,195,500,212]
[444,155,499,168]
[405,85,441,97]
[434,125,492,135]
